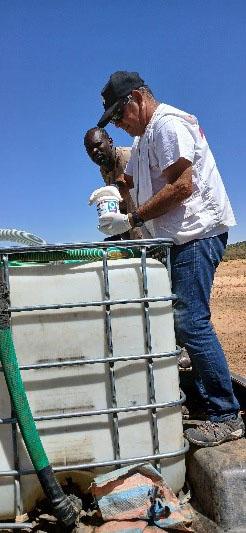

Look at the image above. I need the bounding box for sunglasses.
[110,94,133,124]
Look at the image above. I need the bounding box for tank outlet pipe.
[0,272,82,527]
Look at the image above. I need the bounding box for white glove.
[89,186,122,205]
[98,212,132,236]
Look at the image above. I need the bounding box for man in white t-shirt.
[93,70,244,447]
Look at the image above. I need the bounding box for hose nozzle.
[38,465,82,527]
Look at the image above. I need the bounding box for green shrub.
[223,241,246,261]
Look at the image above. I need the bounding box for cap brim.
[97,101,120,128]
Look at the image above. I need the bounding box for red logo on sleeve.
[199,126,204,138]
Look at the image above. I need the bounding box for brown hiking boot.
[184,415,245,447]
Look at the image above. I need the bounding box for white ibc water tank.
[0,257,186,519]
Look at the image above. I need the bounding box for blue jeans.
[170,233,239,422]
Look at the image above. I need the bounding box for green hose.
[0,328,49,471]
[7,246,138,266]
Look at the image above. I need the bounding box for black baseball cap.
[97,71,145,128]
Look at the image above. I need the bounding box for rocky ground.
[211,259,246,377]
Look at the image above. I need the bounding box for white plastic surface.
[0,258,185,518]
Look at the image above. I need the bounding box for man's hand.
[98,212,131,236]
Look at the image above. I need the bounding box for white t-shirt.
[126,104,236,244]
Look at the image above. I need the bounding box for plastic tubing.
[0,228,46,246]
[7,247,136,265]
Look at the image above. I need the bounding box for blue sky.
[0,0,245,244]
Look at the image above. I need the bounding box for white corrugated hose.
[0,228,46,246]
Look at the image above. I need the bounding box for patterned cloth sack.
[90,463,193,531]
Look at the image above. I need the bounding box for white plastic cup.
[96,197,120,217]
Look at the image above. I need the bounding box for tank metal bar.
[140,247,161,472]
[0,439,189,477]
[0,524,33,530]
[12,406,22,518]
[102,250,120,461]
[0,391,185,424]
[9,294,176,314]
[0,238,174,255]
[2,255,23,518]
[0,348,181,372]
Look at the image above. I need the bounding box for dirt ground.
[211,259,246,377]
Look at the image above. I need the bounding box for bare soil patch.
[211,259,246,377]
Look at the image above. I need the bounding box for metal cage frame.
[0,239,188,529]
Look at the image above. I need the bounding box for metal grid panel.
[0,239,187,529]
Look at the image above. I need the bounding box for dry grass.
[211,259,246,376]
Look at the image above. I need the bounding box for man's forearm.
[130,164,193,224]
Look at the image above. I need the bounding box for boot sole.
[186,430,244,447]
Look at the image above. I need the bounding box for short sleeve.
[154,117,195,171]
[125,154,133,176]
[115,147,131,176]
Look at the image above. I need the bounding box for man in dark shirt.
[84,127,142,240]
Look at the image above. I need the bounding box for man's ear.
[131,89,144,105]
